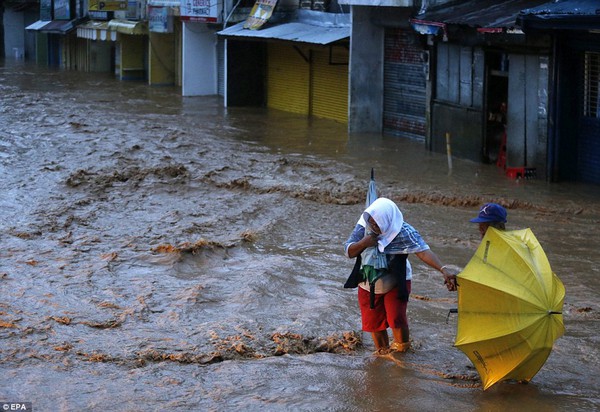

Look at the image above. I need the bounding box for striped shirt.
[344,221,430,285]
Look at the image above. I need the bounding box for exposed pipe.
[418,0,429,15]
[446,132,453,174]
[547,33,559,182]
[224,0,243,29]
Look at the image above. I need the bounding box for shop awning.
[218,10,350,45]
[107,19,148,35]
[25,20,51,31]
[410,0,549,35]
[30,19,84,34]
[76,21,117,41]
[518,0,600,31]
[147,0,180,6]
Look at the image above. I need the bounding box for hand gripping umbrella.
[455,227,565,390]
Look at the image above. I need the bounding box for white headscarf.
[357,197,404,253]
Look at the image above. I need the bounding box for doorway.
[484,51,509,165]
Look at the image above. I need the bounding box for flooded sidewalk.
[1,60,599,411]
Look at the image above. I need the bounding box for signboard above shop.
[40,0,53,20]
[180,0,222,23]
[89,0,128,12]
[148,6,173,32]
[54,0,71,19]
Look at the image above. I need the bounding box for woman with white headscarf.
[344,198,457,354]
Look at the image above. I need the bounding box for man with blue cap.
[470,203,508,238]
[469,202,533,385]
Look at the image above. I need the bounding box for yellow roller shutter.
[311,46,348,122]
[268,43,309,115]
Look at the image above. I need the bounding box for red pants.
[358,283,411,332]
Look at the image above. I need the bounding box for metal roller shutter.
[578,118,600,183]
[383,28,426,140]
[217,36,225,97]
[311,47,348,122]
[578,52,600,183]
[268,43,310,115]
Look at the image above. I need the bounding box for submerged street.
[1,60,599,411]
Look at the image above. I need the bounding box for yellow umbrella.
[455,227,565,390]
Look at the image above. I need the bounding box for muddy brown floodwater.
[1,59,599,411]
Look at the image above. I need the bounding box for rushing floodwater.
[1,59,599,411]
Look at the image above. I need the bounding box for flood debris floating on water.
[65,165,190,189]
[151,239,235,254]
[2,330,363,367]
[271,331,362,355]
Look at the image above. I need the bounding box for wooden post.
[445,132,453,174]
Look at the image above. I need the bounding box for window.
[584,52,600,118]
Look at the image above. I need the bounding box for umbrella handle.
[446,308,458,324]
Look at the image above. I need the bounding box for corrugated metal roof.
[77,20,111,30]
[76,20,117,41]
[518,0,600,30]
[218,10,350,45]
[521,0,600,16]
[107,19,147,35]
[25,20,51,30]
[147,0,180,6]
[27,19,84,34]
[414,0,550,31]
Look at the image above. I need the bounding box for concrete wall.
[4,9,24,59]
[23,11,39,61]
[182,22,217,96]
[348,6,384,133]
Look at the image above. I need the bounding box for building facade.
[519,0,600,184]
[4,0,600,184]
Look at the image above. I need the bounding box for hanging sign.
[89,0,128,12]
[244,0,278,30]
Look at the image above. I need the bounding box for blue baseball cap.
[470,203,507,223]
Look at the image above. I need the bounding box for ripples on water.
[1,60,599,410]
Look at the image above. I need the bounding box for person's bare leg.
[371,330,389,352]
[390,327,410,352]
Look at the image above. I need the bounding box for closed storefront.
[311,46,348,122]
[267,43,310,115]
[217,36,225,96]
[430,42,485,162]
[578,51,600,183]
[555,42,600,184]
[519,0,600,184]
[505,53,548,175]
[76,21,116,73]
[383,28,426,140]
[267,43,348,122]
[219,10,350,122]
